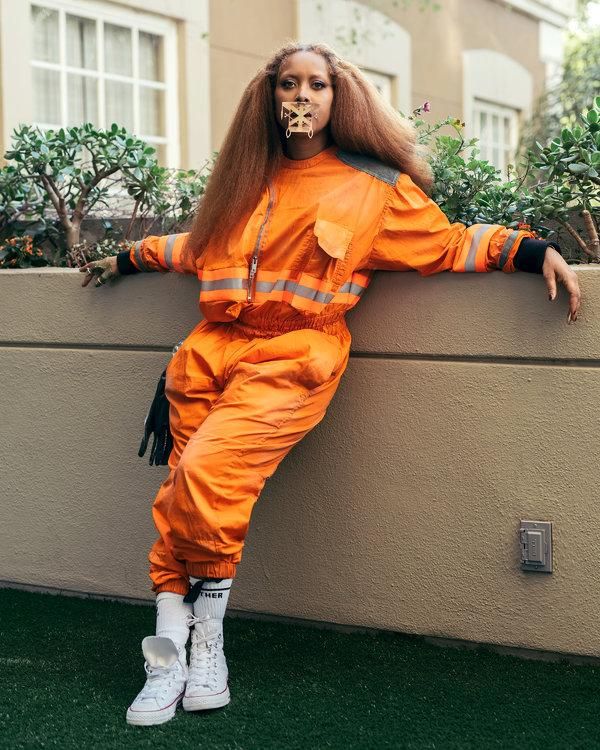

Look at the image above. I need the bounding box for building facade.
[0,0,576,178]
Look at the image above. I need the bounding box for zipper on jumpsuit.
[247,179,276,303]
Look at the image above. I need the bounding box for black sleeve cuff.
[116,249,141,275]
[513,238,562,274]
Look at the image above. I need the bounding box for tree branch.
[582,209,600,259]
[559,219,593,256]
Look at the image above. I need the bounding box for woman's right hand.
[79,256,120,288]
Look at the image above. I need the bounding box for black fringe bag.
[138,341,183,466]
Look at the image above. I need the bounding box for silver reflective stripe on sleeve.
[164,234,179,270]
[498,230,520,269]
[133,240,152,272]
[464,224,495,272]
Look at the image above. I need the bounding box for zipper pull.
[247,255,259,302]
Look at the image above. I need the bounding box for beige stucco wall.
[377,0,547,116]
[209,0,296,148]
[0,0,570,166]
[208,0,550,147]
[2,265,599,658]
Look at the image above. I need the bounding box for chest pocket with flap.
[311,213,355,291]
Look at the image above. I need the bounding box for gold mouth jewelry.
[280,101,320,139]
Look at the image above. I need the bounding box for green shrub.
[1,100,598,269]
[407,96,600,261]
[1,122,212,268]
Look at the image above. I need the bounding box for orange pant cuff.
[153,579,189,596]
[187,561,237,579]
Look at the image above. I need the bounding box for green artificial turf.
[1,589,600,749]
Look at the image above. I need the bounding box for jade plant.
[407,96,600,261]
[527,97,600,259]
[0,122,212,268]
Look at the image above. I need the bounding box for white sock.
[155,592,193,652]
[188,577,233,639]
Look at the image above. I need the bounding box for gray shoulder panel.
[335,149,401,186]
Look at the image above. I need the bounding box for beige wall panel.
[0,267,597,657]
[460,0,545,100]
[208,0,295,150]
[0,269,201,349]
[369,0,545,117]
[234,357,600,655]
[0,347,166,598]
[1,266,595,359]
[209,0,296,59]
[209,46,266,151]
[347,267,598,358]
[2,322,600,656]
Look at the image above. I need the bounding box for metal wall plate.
[519,520,553,572]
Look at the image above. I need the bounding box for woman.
[80,42,581,726]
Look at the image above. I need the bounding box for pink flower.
[422,101,431,112]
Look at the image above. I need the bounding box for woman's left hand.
[542,246,581,323]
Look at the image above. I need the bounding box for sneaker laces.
[138,661,180,701]
[186,613,212,629]
[186,614,222,690]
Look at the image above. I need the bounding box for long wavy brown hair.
[187,41,433,259]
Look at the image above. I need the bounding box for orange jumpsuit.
[117,144,549,594]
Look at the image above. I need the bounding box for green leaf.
[567,163,588,174]
[561,129,573,143]
[587,109,599,125]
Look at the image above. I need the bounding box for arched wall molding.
[296,0,411,114]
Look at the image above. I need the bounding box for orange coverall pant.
[148,306,351,594]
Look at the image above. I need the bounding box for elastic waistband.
[232,308,349,338]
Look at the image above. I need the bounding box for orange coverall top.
[123,143,540,320]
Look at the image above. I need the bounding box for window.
[361,69,393,104]
[30,1,178,166]
[472,99,519,178]
[462,51,532,180]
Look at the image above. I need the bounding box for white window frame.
[30,0,180,167]
[472,99,520,177]
[463,50,533,179]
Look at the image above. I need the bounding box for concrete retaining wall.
[2,265,599,657]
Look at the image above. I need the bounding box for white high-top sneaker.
[126,636,187,726]
[182,578,232,711]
